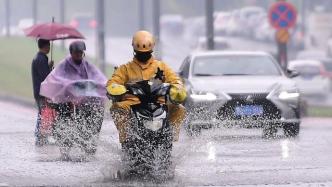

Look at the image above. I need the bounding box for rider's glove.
[169,85,187,104]
[106,83,127,96]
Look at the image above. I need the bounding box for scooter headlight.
[143,119,163,131]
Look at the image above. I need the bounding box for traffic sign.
[268,1,297,30]
[275,29,290,43]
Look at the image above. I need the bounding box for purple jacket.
[40,56,107,103]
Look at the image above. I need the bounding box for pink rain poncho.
[40,56,108,103]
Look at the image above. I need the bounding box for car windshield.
[293,65,321,76]
[192,55,281,76]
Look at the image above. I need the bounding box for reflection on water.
[207,142,216,162]
[281,139,289,160]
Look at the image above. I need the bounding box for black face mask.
[134,50,152,63]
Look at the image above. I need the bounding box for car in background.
[253,19,274,42]
[293,49,332,81]
[17,18,34,32]
[296,50,327,60]
[224,10,243,36]
[69,14,97,37]
[237,6,266,37]
[183,16,205,47]
[195,37,230,51]
[320,58,332,90]
[326,38,332,57]
[1,25,21,36]
[179,51,301,138]
[253,21,303,43]
[214,11,232,35]
[288,60,330,98]
[319,59,332,80]
[289,23,305,50]
[161,14,184,38]
[1,18,33,36]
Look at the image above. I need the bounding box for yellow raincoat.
[107,57,186,143]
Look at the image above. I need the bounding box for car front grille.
[217,93,281,120]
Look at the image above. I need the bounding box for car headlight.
[190,90,217,101]
[278,90,300,100]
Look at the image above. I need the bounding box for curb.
[0,94,35,108]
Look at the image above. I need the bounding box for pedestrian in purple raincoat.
[40,41,107,157]
[40,41,107,103]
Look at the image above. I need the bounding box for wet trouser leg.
[35,111,41,141]
[110,107,131,144]
[168,104,186,141]
[35,99,47,146]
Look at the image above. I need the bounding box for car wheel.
[283,123,300,137]
[299,99,308,117]
[262,124,277,139]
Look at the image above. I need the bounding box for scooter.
[52,80,105,160]
[110,78,174,180]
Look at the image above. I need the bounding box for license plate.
[235,105,263,116]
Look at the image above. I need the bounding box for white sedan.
[288,60,330,98]
[179,51,301,138]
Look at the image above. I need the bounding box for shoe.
[35,136,48,147]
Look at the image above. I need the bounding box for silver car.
[179,51,301,137]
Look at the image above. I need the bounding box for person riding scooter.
[106,30,187,145]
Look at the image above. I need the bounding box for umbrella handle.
[50,41,53,62]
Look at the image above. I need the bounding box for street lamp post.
[5,0,10,37]
[139,0,145,30]
[60,0,65,50]
[96,0,106,73]
[152,0,161,59]
[32,0,38,25]
[206,0,215,50]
